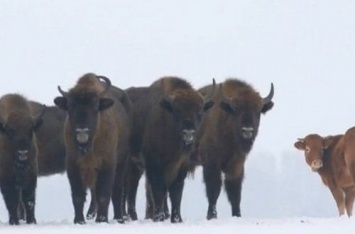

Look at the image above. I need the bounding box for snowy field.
[2,0,355,232]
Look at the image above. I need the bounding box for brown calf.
[294,128,355,217]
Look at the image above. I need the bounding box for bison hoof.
[153,212,165,222]
[9,217,20,225]
[74,218,86,225]
[26,217,37,224]
[95,215,108,223]
[207,211,217,220]
[128,211,138,221]
[171,214,182,223]
[164,211,170,220]
[115,218,125,224]
[86,212,96,220]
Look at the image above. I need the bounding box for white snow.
[1,0,355,232]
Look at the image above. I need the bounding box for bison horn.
[57,86,68,97]
[262,83,274,105]
[96,75,112,95]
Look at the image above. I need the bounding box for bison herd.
[0,73,274,225]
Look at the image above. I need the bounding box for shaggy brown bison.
[0,94,44,225]
[142,77,214,223]
[123,86,169,221]
[54,73,130,224]
[294,128,355,217]
[196,79,274,220]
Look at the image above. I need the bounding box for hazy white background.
[1,0,355,232]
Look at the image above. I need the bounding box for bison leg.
[112,162,127,223]
[203,164,221,220]
[17,191,26,221]
[95,168,115,223]
[168,168,188,223]
[224,176,243,217]
[86,189,97,220]
[145,180,154,220]
[67,164,86,224]
[145,166,167,222]
[163,196,170,220]
[126,159,143,221]
[0,179,20,225]
[22,176,37,224]
[344,187,355,217]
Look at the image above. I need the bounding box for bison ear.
[323,136,334,149]
[203,100,214,112]
[34,118,44,131]
[160,99,173,113]
[294,140,305,150]
[261,101,274,114]
[54,97,68,110]
[219,101,234,114]
[99,98,114,111]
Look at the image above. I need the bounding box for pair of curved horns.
[57,75,112,97]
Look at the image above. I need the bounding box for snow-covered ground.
[1,0,355,232]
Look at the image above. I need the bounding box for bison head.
[160,82,215,147]
[219,82,274,149]
[0,107,44,165]
[54,75,114,155]
[294,134,336,172]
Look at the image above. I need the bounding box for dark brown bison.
[0,94,44,225]
[196,79,274,220]
[54,73,130,224]
[123,86,169,221]
[142,77,214,223]
[294,128,355,217]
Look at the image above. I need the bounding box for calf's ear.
[54,97,68,110]
[219,101,234,114]
[99,98,114,111]
[294,140,305,150]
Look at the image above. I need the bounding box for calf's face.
[294,134,334,172]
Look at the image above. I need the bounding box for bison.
[196,78,274,220]
[0,94,44,225]
[294,128,355,217]
[141,77,214,223]
[54,73,130,224]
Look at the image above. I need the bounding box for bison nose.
[241,127,254,139]
[311,159,323,171]
[75,128,90,144]
[17,150,29,161]
[182,129,196,145]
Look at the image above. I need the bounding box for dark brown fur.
[54,73,130,224]
[295,128,355,217]
[196,78,274,220]
[0,94,44,225]
[142,77,214,223]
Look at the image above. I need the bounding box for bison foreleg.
[67,165,86,224]
[168,168,187,223]
[22,176,37,224]
[126,159,143,221]
[224,176,243,217]
[112,162,127,223]
[145,168,167,222]
[203,164,222,220]
[344,187,355,217]
[95,169,115,223]
[86,189,97,220]
[0,179,20,225]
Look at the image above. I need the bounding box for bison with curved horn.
[196,78,274,220]
[54,73,130,224]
